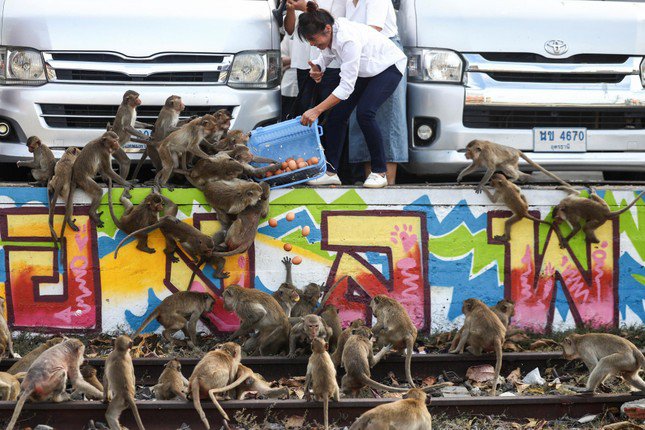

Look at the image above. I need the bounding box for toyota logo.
[544,40,568,56]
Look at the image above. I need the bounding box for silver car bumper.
[0,83,280,161]
[404,55,645,175]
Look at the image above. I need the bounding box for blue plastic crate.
[248,117,327,189]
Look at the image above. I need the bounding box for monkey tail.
[206,373,250,396]
[492,338,503,396]
[5,389,30,430]
[323,395,329,430]
[106,178,124,231]
[519,153,571,187]
[634,348,645,370]
[13,372,26,381]
[191,380,212,430]
[525,214,553,226]
[114,218,166,259]
[209,242,252,257]
[316,276,349,315]
[127,395,146,430]
[61,174,77,241]
[359,374,410,393]
[608,191,645,218]
[133,307,161,338]
[48,186,61,248]
[207,388,230,423]
[187,257,205,291]
[405,339,416,388]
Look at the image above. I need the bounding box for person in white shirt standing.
[280,33,299,120]
[298,2,406,188]
[345,0,408,185]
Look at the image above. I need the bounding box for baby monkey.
[562,333,645,394]
[553,187,645,247]
[349,388,432,430]
[17,136,56,186]
[484,173,552,242]
[153,358,189,400]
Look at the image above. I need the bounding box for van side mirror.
[392,0,400,10]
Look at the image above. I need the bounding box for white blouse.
[345,0,398,39]
[311,18,407,100]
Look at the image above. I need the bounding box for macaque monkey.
[201,178,264,219]
[204,128,246,154]
[305,338,340,430]
[222,285,291,356]
[7,337,64,375]
[133,291,215,349]
[370,295,417,388]
[176,154,246,188]
[288,314,331,358]
[331,319,366,367]
[107,182,178,254]
[103,335,145,430]
[319,305,342,353]
[561,333,645,394]
[204,364,288,400]
[449,298,505,395]
[273,283,301,317]
[153,358,189,400]
[188,342,241,429]
[154,115,220,189]
[200,109,233,153]
[450,299,516,351]
[457,139,571,193]
[110,90,152,179]
[553,187,645,248]
[209,181,270,258]
[0,372,23,401]
[0,297,15,358]
[5,338,104,430]
[349,388,432,430]
[483,173,552,242]
[291,282,322,318]
[80,363,104,393]
[222,144,280,177]
[114,217,221,277]
[47,147,81,245]
[17,136,56,186]
[131,95,185,180]
[61,131,133,240]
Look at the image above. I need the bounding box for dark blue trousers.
[323,64,402,174]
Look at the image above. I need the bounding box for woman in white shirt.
[345,0,408,185]
[298,2,406,188]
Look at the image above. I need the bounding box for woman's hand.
[301,107,322,126]
[287,0,307,12]
[308,61,323,83]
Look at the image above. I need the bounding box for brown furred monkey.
[17,136,56,186]
[110,90,153,179]
[553,187,645,248]
[319,305,342,353]
[200,109,233,154]
[449,298,506,395]
[331,319,366,367]
[80,363,104,394]
[154,114,221,190]
[450,299,516,352]
[133,291,215,349]
[288,314,332,358]
[457,139,572,193]
[153,358,189,400]
[204,364,289,400]
[103,335,145,430]
[62,131,133,239]
[47,147,81,245]
[7,337,64,375]
[561,333,645,394]
[188,342,242,429]
[370,295,418,388]
[176,153,246,188]
[107,181,178,254]
[483,173,553,242]
[131,95,185,180]
[223,284,291,356]
[273,282,301,317]
[0,297,15,358]
[0,372,23,401]
[305,338,340,430]
[349,388,432,430]
[5,338,104,430]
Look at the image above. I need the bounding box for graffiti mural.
[0,187,642,335]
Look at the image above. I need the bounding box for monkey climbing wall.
[0,186,643,335]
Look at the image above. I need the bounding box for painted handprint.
[390,224,418,253]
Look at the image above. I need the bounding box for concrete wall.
[0,186,643,335]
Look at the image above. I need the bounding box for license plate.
[124,129,151,150]
[533,127,587,152]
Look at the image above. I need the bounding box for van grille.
[39,104,234,129]
[44,52,231,85]
[485,72,626,84]
[479,53,629,64]
[463,107,645,130]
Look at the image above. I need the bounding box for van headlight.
[406,48,463,83]
[0,47,54,86]
[227,50,281,89]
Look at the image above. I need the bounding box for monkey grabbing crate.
[248,117,327,189]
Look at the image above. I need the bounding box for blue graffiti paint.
[404,196,487,236]
[430,253,502,320]
[258,210,321,243]
[97,231,127,259]
[364,252,390,280]
[0,249,5,283]
[0,188,49,208]
[619,253,645,322]
[253,277,272,294]
[125,288,163,333]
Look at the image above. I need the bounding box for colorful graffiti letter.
[0,208,101,332]
[490,211,617,332]
[321,211,430,331]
